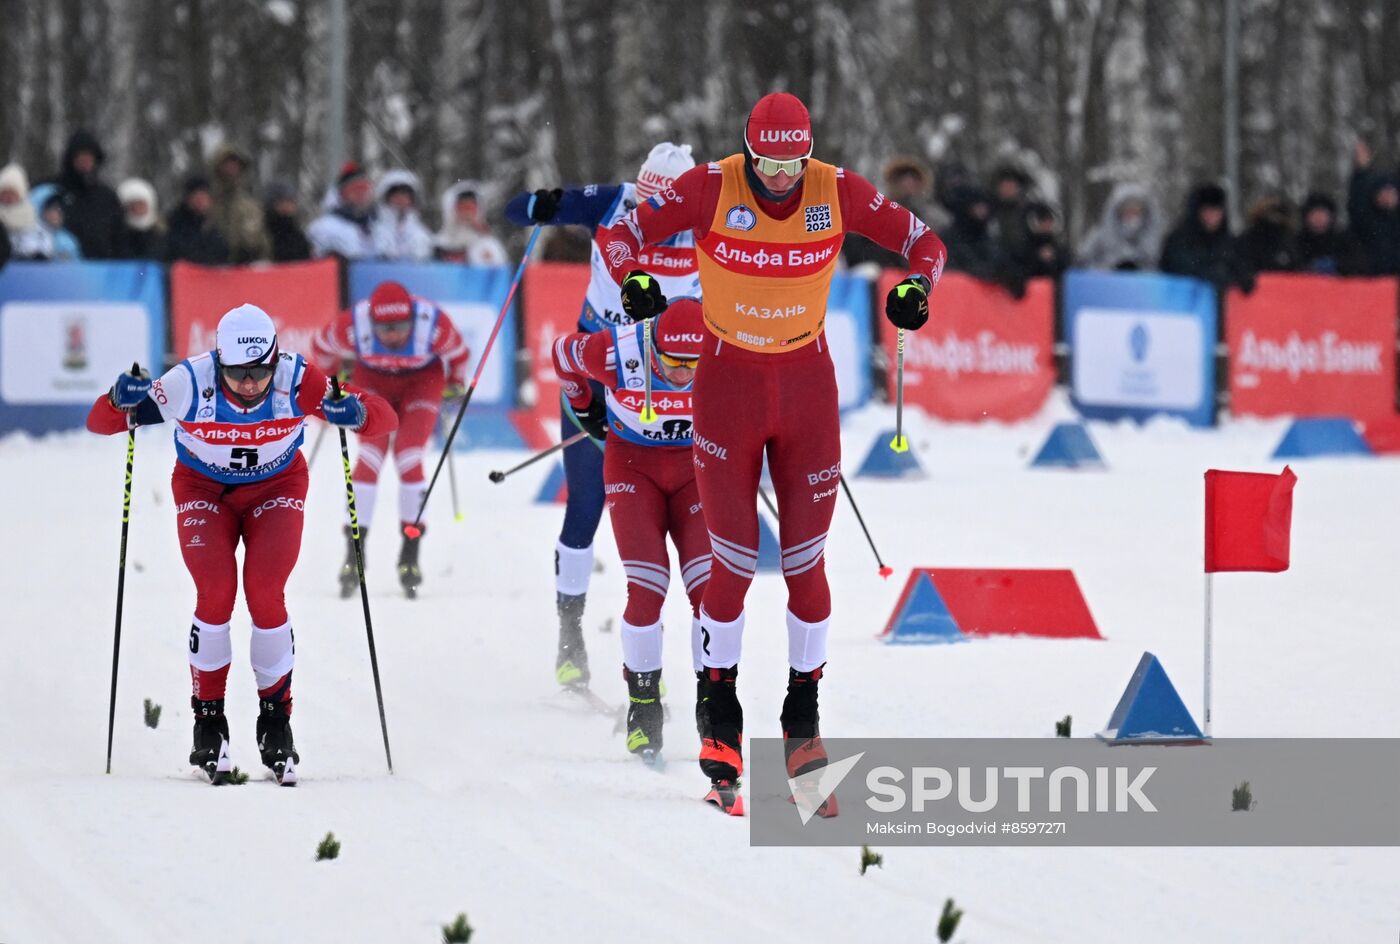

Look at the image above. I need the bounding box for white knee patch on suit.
[250,620,295,690]
[620,618,663,673]
[699,607,745,669]
[555,541,593,596]
[690,616,703,673]
[348,482,378,529]
[398,480,427,526]
[787,609,829,672]
[188,616,232,672]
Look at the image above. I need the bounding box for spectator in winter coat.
[22,183,83,261]
[164,176,230,265]
[117,178,165,261]
[209,143,271,263]
[1345,141,1400,276]
[0,163,48,256]
[1294,192,1360,275]
[1009,201,1070,281]
[990,163,1032,250]
[1077,182,1164,271]
[938,184,1025,297]
[308,162,377,261]
[434,181,509,265]
[370,169,434,261]
[263,180,311,262]
[51,130,127,258]
[1236,194,1299,274]
[1159,183,1255,294]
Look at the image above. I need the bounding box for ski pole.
[307,422,329,469]
[441,412,462,522]
[408,225,542,536]
[758,485,780,522]
[640,317,658,425]
[105,362,141,775]
[489,430,590,483]
[333,378,394,774]
[890,327,909,453]
[839,474,893,579]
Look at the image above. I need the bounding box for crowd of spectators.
[842,141,1400,298]
[5,129,1400,297]
[0,130,507,270]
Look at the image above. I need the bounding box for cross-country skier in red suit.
[551,299,709,765]
[313,280,471,598]
[601,93,945,813]
[87,304,397,785]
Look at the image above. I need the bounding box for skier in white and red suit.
[87,304,397,784]
[551,298,708,763]
[313,279,470,599]
[601,93,945,799]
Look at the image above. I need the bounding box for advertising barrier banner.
[1226,273,1398,419]
[878,271,1055,421]
[349,262,518,407]
[0,261,165,433]
[1065,269,1217,427]
[169,259,341,362]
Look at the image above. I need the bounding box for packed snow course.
[2,395,1396,942]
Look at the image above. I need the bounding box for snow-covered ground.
[2,396,1397,942]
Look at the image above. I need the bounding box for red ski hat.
[654,298,706,360]
[368,281,414,323]
[744,93,812,158]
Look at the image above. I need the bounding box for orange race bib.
[695,155,843,353]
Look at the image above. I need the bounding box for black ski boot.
[555,593,590,689]
[256,698,300,786]
[782,664,836,818]
[698,665,743,782]
[624,667,664,764]
[694,670,708,736]
[338,525,364,599]
[397,523,423,599]
[189,697,231,785]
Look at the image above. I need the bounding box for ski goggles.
[746,140,811,177]
[373,319,413,334]
[657,350,699,369]
[221,362,275,383]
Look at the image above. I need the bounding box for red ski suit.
[88,360,396,701]
[602,156,944,670]
[313,301,469,528]
[552,331,710,642]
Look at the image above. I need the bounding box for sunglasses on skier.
[746,140,811,177]
[373,319,412,335]
[221,362,275,383]
[657,351,699,370]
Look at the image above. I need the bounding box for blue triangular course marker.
[1031,422,1104,469]
[1096,652,1205,744]
[857,428,926,479]
[884,572,964,644]
[533,461,567,505]
[756,510,781,572]
[1271,417,1373,460]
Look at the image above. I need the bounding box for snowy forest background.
[1,0,1395,243]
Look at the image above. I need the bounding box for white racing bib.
[163,351,309,484]
[602,323,694,447]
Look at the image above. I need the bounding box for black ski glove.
[527,188,563,223]
[621,270,668,320]
[884,275,931,330]
[571,398,609,441]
